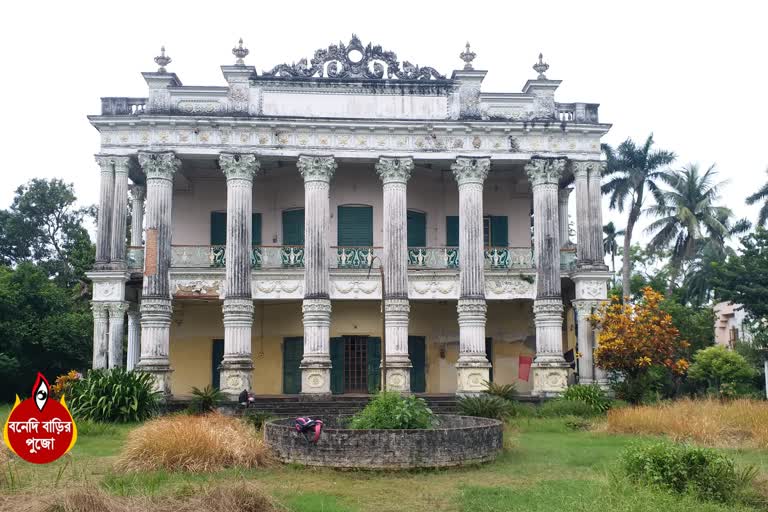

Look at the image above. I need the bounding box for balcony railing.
[101,97,147,116]
[407,247,460,269]
[127,246,144,269]
[555,102,599,123]
[333,247,379,269]
[560,248,577,271]
[170,245,305,269]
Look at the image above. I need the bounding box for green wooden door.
[211,339,224,389]
[210,212,261,245]
[367,337,381,394]
[408,336,426,393]
[490,216,508,247]
[282,337,303,394]
[282,209,305,245]
[338,205,373,246]
[330,337,344,395]
[486,337,494,382]
[407,210,426,247]
[252,213,262,245]
[446,216,459,246]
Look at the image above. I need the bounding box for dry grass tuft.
[117,413,272,473]
[607,398,768,448]
[0,482,278,512]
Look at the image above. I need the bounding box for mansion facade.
[87,36,612,398]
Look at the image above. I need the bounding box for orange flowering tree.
[591,287,689,394]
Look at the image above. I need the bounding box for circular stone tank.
[264,414,503,469]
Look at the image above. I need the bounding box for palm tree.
[602,134,676,300]
[746,167,768,227]
[644,163,733,294]
[602,221,624,284]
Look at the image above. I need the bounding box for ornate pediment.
[262,34,446,81]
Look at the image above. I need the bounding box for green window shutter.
[211,339,224,389]
[367,337,381,394]
[486,337,494,382]
[282,337,303,394]
[252,213,262,246]
[407,210,426,247]
[490,216,508,247]
[282,209,305,245]
[446,216,459,246]
[408,336,426,393]
[330,338,345,394]
[338,205,373,246]
[210,212,227,245]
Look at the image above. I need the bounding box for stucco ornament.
[525,158,566,187]
[451,157,491,185]
[219,153,261,180]
[297,155,337,182]
[375,156,414,184]
[138,151,180,180]
[263,34,446,80]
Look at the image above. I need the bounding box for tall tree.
[644,164,732,294]
[602,135,676,300]
[746,166,768,227]
[602,221,624,283]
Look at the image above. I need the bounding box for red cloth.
[518,355,533,382]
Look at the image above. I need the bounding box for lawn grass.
[1,405,767,512]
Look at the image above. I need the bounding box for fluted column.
[110,157,131,266]
[588,161,607,268]
[376,156,414,392]
[130,185,145,247]
[298,155,337,397]
[91,302,109,369]
[573,300,596,384]
[219,153,260,397]
[572,161,593,266]
[451,157,491,394]
[558,187,572,248]
[136,151,180,396]
[126,305,141,371]
[526,158,569,396]
[95,156,114,267]
[108,301,128,368]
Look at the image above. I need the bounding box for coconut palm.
[746,167,768,227]
[644,163,733,294]
[602,222,624,283]
[602,134,676,300]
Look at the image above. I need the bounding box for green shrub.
[621,441,755,502]
[689,345,756,394]
[483,381,517,401]
[536,399,598,418]
[189,385,225,414]
[348,392,434,429]
[69,368,161,423]
[457,395,515,420]
[242,410,274,431]
[563,384,611,413]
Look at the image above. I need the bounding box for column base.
[135,360,173,397]
[219,358,254,399]
[456,357,491,394]
[531,361,569,397]
[384,360,412,393]
[300,360,332,396]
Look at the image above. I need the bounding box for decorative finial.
[154,46,171,73]
[533,52,549,80]
[460,41,476,70]
[232,38,249,66]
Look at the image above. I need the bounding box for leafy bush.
[69,368,161,423]
[483,381,517,401]
[536,399,599,418]
[563,384,611,414]
[621,441,755,502]
[242,410,274,431]
[688,345,756,394]
[348,392,434,429]
[457,395,516,420]
[189,385,225,414]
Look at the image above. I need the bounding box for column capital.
[525,158,566,187]
[376,156,414,184]
[95,154,113,172]
[572,160,605,177]
[451,156,490,185]
[298,154,337,183]
[219,152,261,181]
[138,151,180,181]
[130,184,146,201]
[91,301,109,318]
[558,186,572,203]
[572,299,600,315]
[113,156,132,175]
[107,301,129,316]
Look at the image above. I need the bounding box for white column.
[219,153,260,397]
[130,185,145,247]
[126,305,141,371]
[573,272,611,389]
[110,157,131,265]
[526,158,569,396]
[94,156,114,267]
[588,161,607,268]
[136,151,180,396]
[451,157,491,394]
[573,300,595,384]
[91,302,109,369]
[558,187,572,248]
[572,161,592,266]
[108,301,128,368]
[376,156,414,392]
[298,155,336,396]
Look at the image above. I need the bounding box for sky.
[0,0,766,242]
